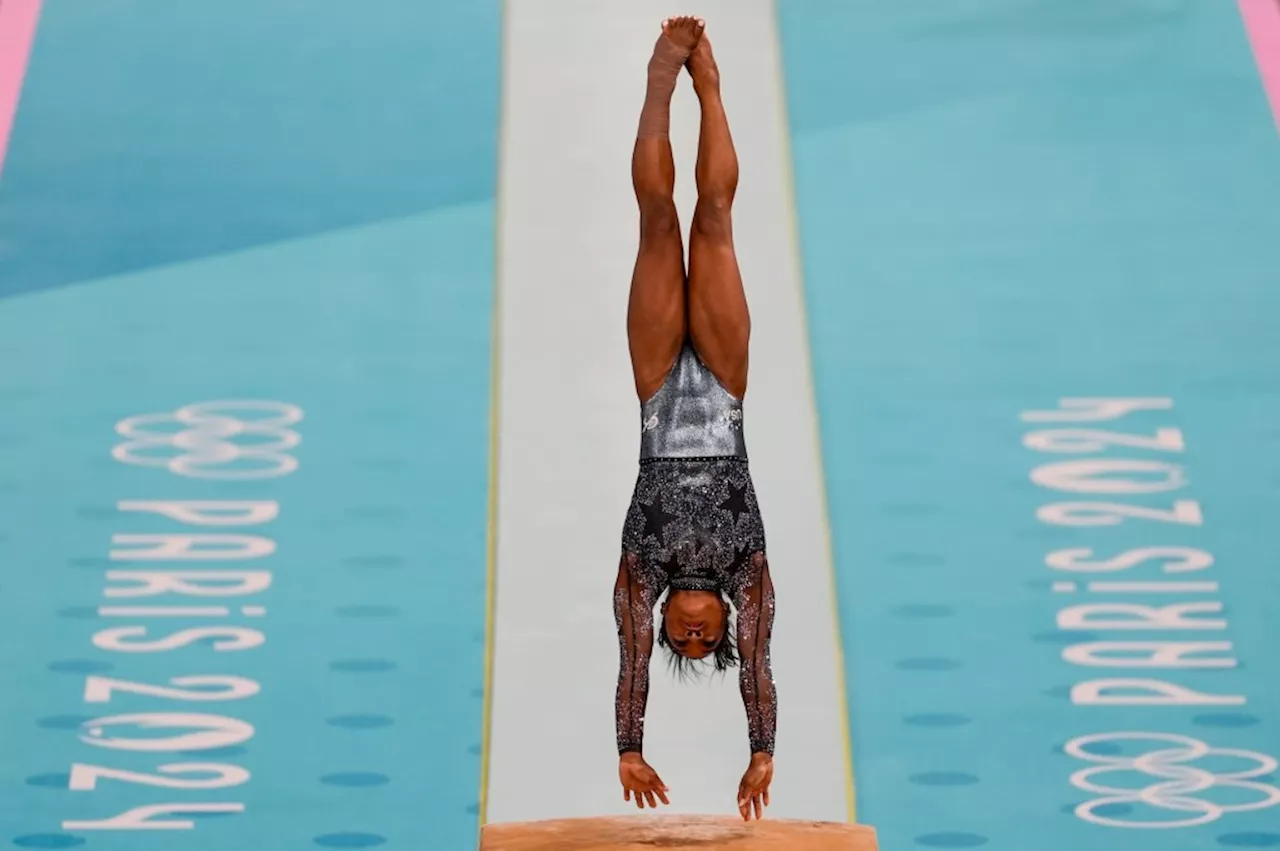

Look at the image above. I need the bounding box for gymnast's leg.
[686,32,750,400]
[626,17,703,403]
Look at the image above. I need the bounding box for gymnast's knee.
[639,196,679,239]
[692,195,732,240]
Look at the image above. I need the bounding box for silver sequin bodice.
[639,343,746,460]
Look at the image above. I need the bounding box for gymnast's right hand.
[619,752,670,809]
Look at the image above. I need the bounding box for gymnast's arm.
[734,553,777,758]
[731,553,776,819]
[614,553,657,756]
[614,554,670,806]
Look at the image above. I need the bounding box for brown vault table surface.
[480,815,879,851]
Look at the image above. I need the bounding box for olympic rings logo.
[112,401,304,480]
[1067,732,1280,828]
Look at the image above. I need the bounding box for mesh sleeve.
[614,552,658,755]
[733,552,776,755]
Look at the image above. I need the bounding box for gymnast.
[614,17,776,823]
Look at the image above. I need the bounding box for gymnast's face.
[663,590,726,659]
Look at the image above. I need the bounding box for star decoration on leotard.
[719,481,751,526]
[641,497,680,545]
[656,547,684,577]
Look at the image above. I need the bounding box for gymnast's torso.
[624,341,764,591]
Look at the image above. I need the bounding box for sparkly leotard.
[615,342,777,757]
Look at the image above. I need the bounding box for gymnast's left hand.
[737,753,773,821]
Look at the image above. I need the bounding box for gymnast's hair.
[656,591,739,680]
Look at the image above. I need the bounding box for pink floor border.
[0,0,44,179]
[1239,0,1280,133]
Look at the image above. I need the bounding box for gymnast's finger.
[752,793,764,820]
[655,785,670,806]
[644,790,658,808]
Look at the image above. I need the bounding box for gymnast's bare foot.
[660,15,705,53]
[638,16,705,138]
[687,29,720,95]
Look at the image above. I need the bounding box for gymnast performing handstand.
[614,17,776,823]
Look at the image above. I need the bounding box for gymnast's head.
[658,589,738,676]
